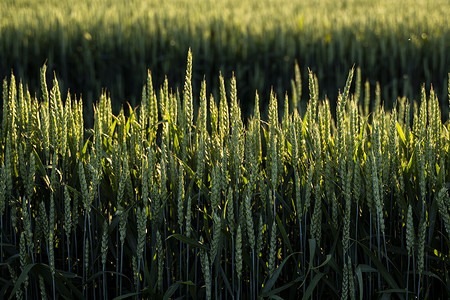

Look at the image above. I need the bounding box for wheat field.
[1,0,449,124]
[0,49,449,299]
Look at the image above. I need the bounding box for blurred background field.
[1,0,449,121]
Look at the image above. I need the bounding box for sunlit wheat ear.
[447,73,450,120]
[220,146,229,195]
[177,165,185,230]
[268,90,278,190]
[0,164,6,217]
[183,49,193,130]
[211,165,220,210]
[209,93,218,136]
[142,154,149,204]
[26,152,35,201]
[5,129,14,196]
[18,143,26,183]
[160,142,168,208]
[196,81,207,181]
[1,79,8,135]
[218,73,229,148]
[304,163,314,213]
[226,187,235,233]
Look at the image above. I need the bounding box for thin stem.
[120,243,124,295]
[103,263,107,299]
[406,256,410,300]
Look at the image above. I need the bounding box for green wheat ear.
[235,225,243,279]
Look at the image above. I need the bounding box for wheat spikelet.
[49,227,55,278]
[39,275,47,299]
[160,142,168,209]
[132,255,138,291]
[218,73,229,144]
[0,164,6,216]
[406,204,415,257]
[244,192,255,250]
[156,230,164,292]
[136,206,147,261]
[211,165,220,210]
[417,218,427,276]
[371,152,385,234]
[307,69,318,126]
[37,201,49,246]
[268,90,279,190]
[118,204,127,246]
[348,256,355,300]
[8,264,22,299]
[435,187,450,237]
[268,220,277,274]
[304,163,314,213]
[78,160,90,213]
[26,152,35,201]
[341,257,349,300]
[342,166,353,253]
[256,215,264,258]
[1,79,8,136]
[19,231,29,291]
[227,187,235,233]
[142,154,149,204]
[236,225,243,279]
[18,143,26,183]
[200,239,212,299]
[50,152,58,194]
[84,237,89,279]
[21,196,33,255]
[210,211,222,263]
[293,61,302,113]
[101,219,108,266]
[186,195,192,238]
[177,165,185,230]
